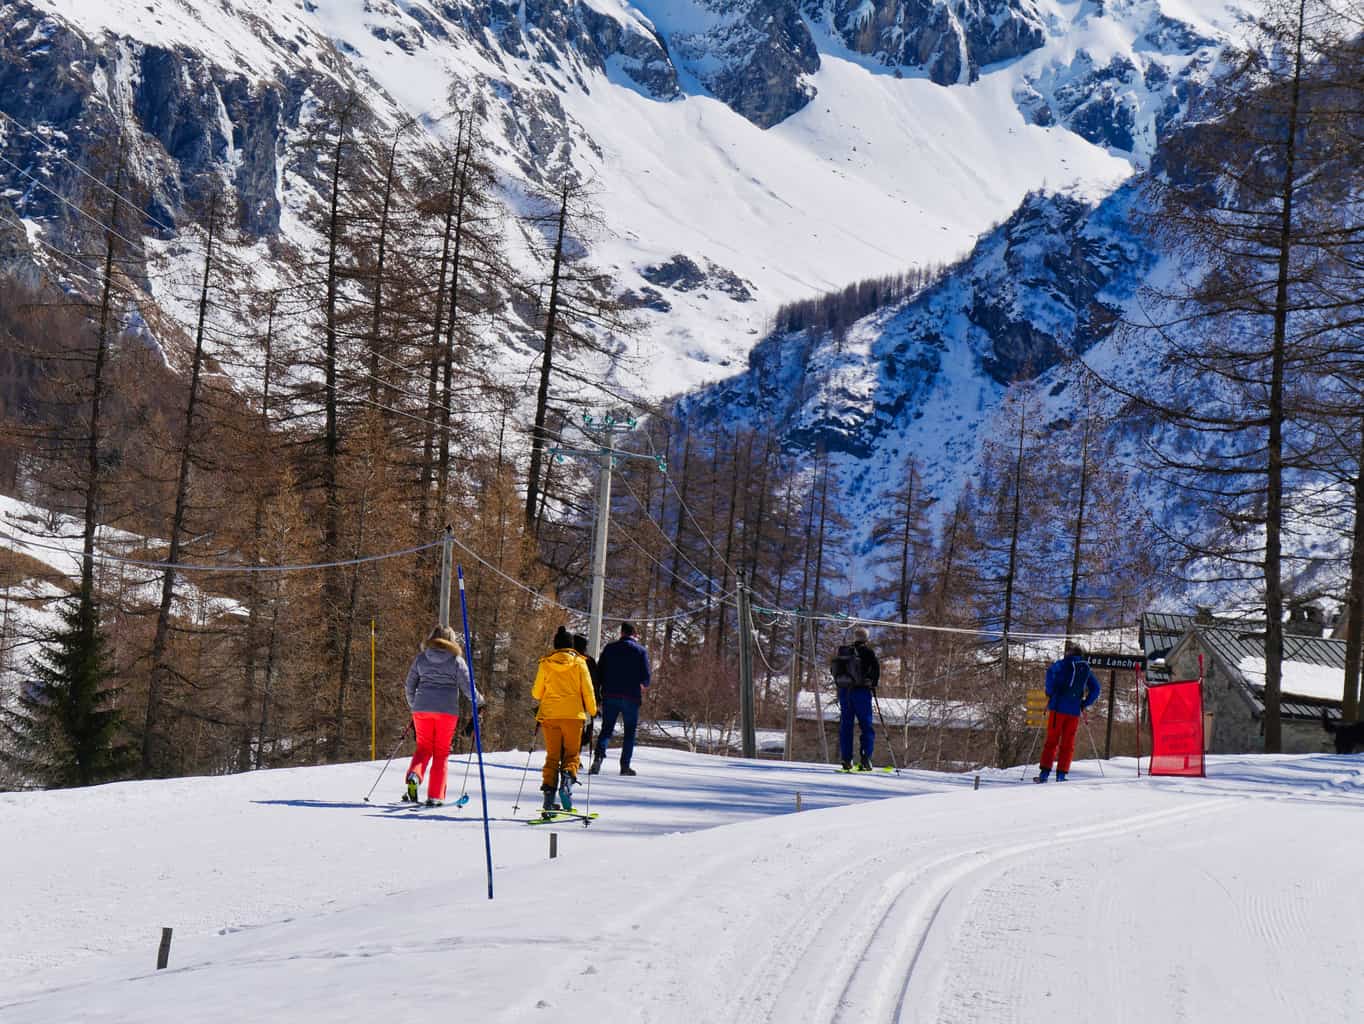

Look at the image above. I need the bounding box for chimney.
[1285,604,1325,638]
[1193,606,1214,626]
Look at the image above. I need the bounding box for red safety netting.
[1147,679,1205,777]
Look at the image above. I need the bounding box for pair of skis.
[834,765,894,774]
[524,808,598,826]
[397,793,472,809]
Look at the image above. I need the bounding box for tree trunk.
[1341,414,1364,721]
[525,181,569,528]
[143,194,218,776]
[322,105,353,762]
[1262,0,1307,754]
[80,148,126,610]
[1064,409,1092,639]
[367,122,406,413]
[660,434,694,673]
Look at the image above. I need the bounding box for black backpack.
[830,645,864,688]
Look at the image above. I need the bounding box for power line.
[748,603,1094,643]
[644,430,746,583]
[0,109,191,241]
[0,152,148,256]
[444,528,722,623]
[1,529,443,574]
[612,469,729,594]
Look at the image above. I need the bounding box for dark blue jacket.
[1045,655,1101,717]
[598,636,651,704]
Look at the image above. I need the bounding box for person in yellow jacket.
[532,625,598,812]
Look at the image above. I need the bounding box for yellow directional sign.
[1025,687,1048,728]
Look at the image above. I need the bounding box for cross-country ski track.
[4,748,1364,1022]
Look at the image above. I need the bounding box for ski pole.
[1081,712,1107,778]
[456,563,495,900]
[583,717,594,820]
[455,722,476,807]
[872,692,901,776]
[511,721,540,814]
[362,720,414,803]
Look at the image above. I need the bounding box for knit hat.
[572,633,588,655]
[553,625,574,650]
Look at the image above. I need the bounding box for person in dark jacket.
[1035,642,1101,783]
[403,625,480,806]
[589,622,651,776]
[573,633,602,751]
[832,627,880,771]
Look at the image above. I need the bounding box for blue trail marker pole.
[457,564,495,900]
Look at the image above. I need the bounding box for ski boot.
[588,751,604,775]
[619,763,637,777]
[858,755,872,772]
[1034,769,1050,784]
[403,772,420,803]
[1055,771,1068,782]
[841,760,853,772]
[540,785,557,813]
[425,797,443,808]
[558,771,577,811]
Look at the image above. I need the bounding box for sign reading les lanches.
[1085,652,1146,671]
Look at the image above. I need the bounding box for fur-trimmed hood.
[427,636,462,657]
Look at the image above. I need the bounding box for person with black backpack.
[1035,642,1102,782]
[830,626,880,771]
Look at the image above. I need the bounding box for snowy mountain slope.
[4,750,1364,1022]
[678,184,1154,515]
[0,0,1251,397]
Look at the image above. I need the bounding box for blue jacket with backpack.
[1045,653,1101,717]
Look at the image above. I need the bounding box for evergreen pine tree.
[2,595,131,787]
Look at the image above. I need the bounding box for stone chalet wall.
[1167,639,1335,755]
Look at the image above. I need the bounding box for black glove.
[462,715,475,737]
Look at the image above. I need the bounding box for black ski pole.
[1081,712,1107,778]
[511,721,540,814]
[455,721,476,807]
[583,715,595,821]
[872,692,901,776]
[363,720,414,803]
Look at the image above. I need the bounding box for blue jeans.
[838,688,874,762]
[596,698,640,766]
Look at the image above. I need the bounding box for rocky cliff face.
[807,0,1046,85]
[677,185,1152,475]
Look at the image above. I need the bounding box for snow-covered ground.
[4,746,1364,1022]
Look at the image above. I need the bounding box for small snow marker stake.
[795,792,803,812]
[550,832,558,859]
[974,775,980,791]
[157,927,173,970]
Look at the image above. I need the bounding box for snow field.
[4,749,1364,1022]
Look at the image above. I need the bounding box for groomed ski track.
[4,750,1364,1022]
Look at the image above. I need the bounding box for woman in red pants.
[403,625,479,807]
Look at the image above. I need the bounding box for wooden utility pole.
[737,571,756,758]
[438,526,454,628]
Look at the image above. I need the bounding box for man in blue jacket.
[1036,643,1101,782]
[589,622,651,776]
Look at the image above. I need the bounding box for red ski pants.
[407,711,458,801]
[1040,711,1081,774]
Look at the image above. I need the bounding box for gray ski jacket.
[404,639,479,715]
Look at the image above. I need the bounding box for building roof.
[794,691,988,730]
[1140,611,1261,681]
[1173,625,1349,722]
